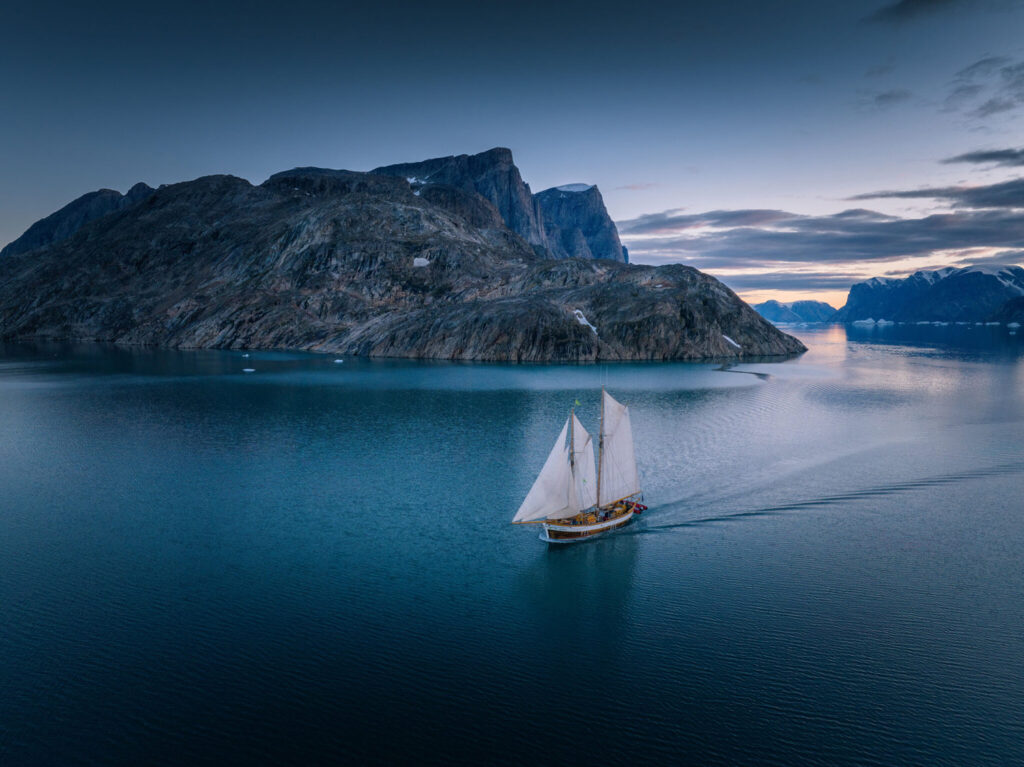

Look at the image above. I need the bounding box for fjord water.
[2,325,1023,766]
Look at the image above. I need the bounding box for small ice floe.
[573,309,598,334]
[876,319,894,326]
[334,359,344,364]
[243,368,256,373]
[986,321,1001,326]
[722,334,742,350]
[852,319,876,326]
[413,257,430,268]
[1008,322,1021,329]
[242,353,250,358]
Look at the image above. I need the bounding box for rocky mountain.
[0,182,153,258]
[372,148,626,263]
[0,155,804,361]
[990,296,1024,324]
[534,184,627,262]
[754,299,837,323]
[754,300,801,323]
[835,265,1024,323]
[790,300,839,322]
[372,148,549,252]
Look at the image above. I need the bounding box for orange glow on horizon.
[737,289,850,309]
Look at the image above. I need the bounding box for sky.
[2,0,1024,307]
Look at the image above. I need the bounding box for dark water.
[2,325,1023,765]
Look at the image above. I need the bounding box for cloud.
[865,0,964,23]
[622,206,1024,265]
[715,273,869,291]
[873,89,913,107]
[618,208,796,235]
[865,62,896,78]
[954,55,1011,80]
[953,249,1024,266]
[614,183,659,191]
[944,148,1024,166]
[849,177,1024,208]
[858,88,913,110]
[944,55,1024,118]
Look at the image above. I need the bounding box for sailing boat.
[512,388,646,543]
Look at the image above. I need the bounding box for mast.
[596,386,604,509]
[569,406,575,473]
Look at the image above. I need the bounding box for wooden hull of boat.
[541,510,634,544]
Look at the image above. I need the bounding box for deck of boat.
[541,502,637,543]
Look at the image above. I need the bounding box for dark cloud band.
[943,148,1024,167]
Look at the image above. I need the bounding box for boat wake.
[625,459,1024,534]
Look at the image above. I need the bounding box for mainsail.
[571,413,598,510]
[598,390,640,506]
[513,418,576,522]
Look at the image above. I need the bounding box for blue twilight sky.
[2,0,1024,306]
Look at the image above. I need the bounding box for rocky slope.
[754,299,837,323]
[0,157,804,361]
[0,182,153,258]
[835,265,1024,323]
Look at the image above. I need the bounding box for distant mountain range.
[834,265,1024,323]
[0,148,803,361]
[753,300,838,323]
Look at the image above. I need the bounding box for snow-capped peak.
[556,183,594,193]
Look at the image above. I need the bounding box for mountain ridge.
[835,265,1024,323]
[0,150,804,361]
[754,299,838,323]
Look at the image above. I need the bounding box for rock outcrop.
[373,148,627,263]
[0,182,153,258]
[372,148,549,252]
[754,300,837,323]
[0,156,804,361]
[535,184,626,262]
[835,265,1024,323]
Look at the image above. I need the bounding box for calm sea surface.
[2,325,1023,765]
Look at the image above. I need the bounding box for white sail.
[571,413,597,510]
[598,390,640,506]
[513,418,578,522]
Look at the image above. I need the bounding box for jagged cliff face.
[835,266,1024,322]
[372,148,550,251]
[373,148,627,263]
[534,184,626,262]
[0,163,804,361]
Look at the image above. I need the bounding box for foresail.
[598,390,640,506]
[572,413,597,510]
[513,418,576,522]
